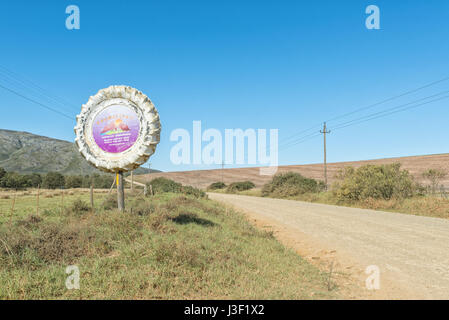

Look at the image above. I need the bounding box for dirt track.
[209,193,449,299]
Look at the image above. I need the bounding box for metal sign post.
[75,85,161,211]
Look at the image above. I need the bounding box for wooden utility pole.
[320,122,331,189]
[221,161,224,183]
[117,171,125,212]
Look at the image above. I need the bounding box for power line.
[0,66,78,114]
[0,83,73,120]
[279,75,449,145]
[330,88,449,130]
[279,123,322,145]
[325,75,449,124]
[280,91,449,151]
[332,94,449,132]
[279,132,322,150]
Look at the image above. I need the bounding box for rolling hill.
[137,153,449,189]
[0,129,159,175]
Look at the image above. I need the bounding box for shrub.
[333,163,418,201]
[422,169,446,194]
[147,177,207,198]
[261,172,323,197]
[227,181,256,193]
[70,199,90,214]
[147,177,182,194]
[208,182,227,190]
[102,194,117,210]
[131,199,156,216]
[146,177,206,198]
[181,185,207,199]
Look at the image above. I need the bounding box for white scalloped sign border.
[74,85,161,173]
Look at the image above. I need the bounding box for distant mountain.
[0,129,161,175]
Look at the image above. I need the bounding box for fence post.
[90,183,94,212]
[9,193,16,227]
[61,188,64,214]
[131,171,134,192]
[36,184,40,216]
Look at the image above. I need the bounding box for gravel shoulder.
[208,193,449,299]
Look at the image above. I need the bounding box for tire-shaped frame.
[74,85,161,173]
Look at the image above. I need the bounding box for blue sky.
[1,0,448,172]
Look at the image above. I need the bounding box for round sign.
[74,85,161,173]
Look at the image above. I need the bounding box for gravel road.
[209,193,449,299]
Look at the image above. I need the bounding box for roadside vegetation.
[207,182,227,191]
[226,181,256,193]
[0,167,114,190]
[217,163,449,219]
[0,181,336,299]
[147,177,206,199]
[261,172,325,197]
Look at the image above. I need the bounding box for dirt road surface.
[208,193,449,299]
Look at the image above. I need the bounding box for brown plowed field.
[137,153,449,189]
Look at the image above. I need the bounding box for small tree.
[422,169,446,194]
[65,175,83,188]
[0,172,27,189]
[23,173,42,187]
[43,172,65,189]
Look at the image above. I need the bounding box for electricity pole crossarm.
[320,122,331,189]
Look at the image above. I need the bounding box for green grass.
[0,189,337,299]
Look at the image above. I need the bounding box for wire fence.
[0,180,150,221]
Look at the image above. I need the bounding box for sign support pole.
[117,171,125,212]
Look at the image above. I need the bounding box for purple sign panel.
[92,105,140,153]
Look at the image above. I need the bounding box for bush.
[70,199,90,214]
[102,194,117,210]
[181,185,207,199]
[208,182,227,190]
[147,177,182,194]
[227,181,256,193]
[146,177,206,198]
[262,172,323,197]
[333,163,418,201]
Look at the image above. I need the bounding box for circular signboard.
[74,85,161,173]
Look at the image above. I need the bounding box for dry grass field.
[0,188,337,299]
[136,153,449,189]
